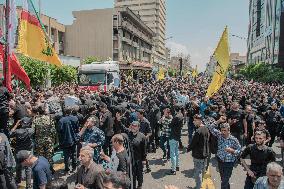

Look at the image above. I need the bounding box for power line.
[231,34,247,40]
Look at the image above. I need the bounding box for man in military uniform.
[32,105,57,173]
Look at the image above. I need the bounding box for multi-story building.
[247,0,284,68]
[205,53,246,76]
[165,47,171,69]
[114,0,167,66]
[65,7,154,68]
[169,55,191,72]
[40,14,66,55]
[230,53,247,73]
[205,56,217,77]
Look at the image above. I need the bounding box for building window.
[113,41,118,49]
[113,53,118,61]
[256,0,262,37]
[113,29,118,35]
[51,28,57,42]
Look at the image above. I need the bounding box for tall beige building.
[115,0,166,66]
[65,8,154,67]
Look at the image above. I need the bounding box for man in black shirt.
[10,117,34,187]
[228,102,245,146]
[240,130,276,189]
[188,114,210,189]
[0,80,12,137]
[137,109,152,172]
[167,105,184,175]
[186,100,200,146]
[243,105,255,146]
[101,134,129,174]
[147,102,161,153]
[12,99,28,126]
[127,121,146,189]
[100,103,114,156]
[265,103,282,147]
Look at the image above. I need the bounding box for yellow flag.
[192,65,198,78]
[158,69,165,80]
[206,27,230,97]
[17,8,62,67]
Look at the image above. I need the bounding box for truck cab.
[78,61,120,92]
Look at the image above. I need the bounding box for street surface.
[19,124,282,189]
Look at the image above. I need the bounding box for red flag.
[10,53,31,91]
[0,45,12,91]
[0,45,30,91]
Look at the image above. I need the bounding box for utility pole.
[179,57,183,77]
[4,0,10,87]
[38,0,51,88]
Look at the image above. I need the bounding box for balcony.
[122,37,132,45]
[113,35,118,41]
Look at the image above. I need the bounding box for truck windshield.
[78,73,106,86]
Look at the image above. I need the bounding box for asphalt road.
[20,125,283,189]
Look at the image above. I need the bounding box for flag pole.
[4,0,10,88]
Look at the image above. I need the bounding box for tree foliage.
[82,56,102,64]
[50,65,78,86]
[19,55,49,87]
[239,63,284,83]
[19,55,77,87]
[168,68,177,77]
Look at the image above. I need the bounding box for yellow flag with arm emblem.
[206,27,230,97]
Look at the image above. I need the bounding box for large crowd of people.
[0,75,284,189]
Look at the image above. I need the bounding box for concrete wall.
[65,9,114,60]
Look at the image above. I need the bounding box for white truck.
[78,61,120,92]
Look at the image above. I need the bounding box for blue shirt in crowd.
[32,156,52,189]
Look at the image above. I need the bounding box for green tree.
[240,63,284,83]
[168,68,177,77]
[19,55,78,87]
[19,55,49,87]
[82,56,102,64]
[50,65,77,86]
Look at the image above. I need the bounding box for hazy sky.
[13,0,249,71]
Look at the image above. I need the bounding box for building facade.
[40,14,66,55]
[205,56,217,77]
[65,8,154,67]
[165,47,171,69]
[114,0,166,66]
[205,53,246,76]
[169,55,191,72]
[247,0,284,68]
[230,53,247,73]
